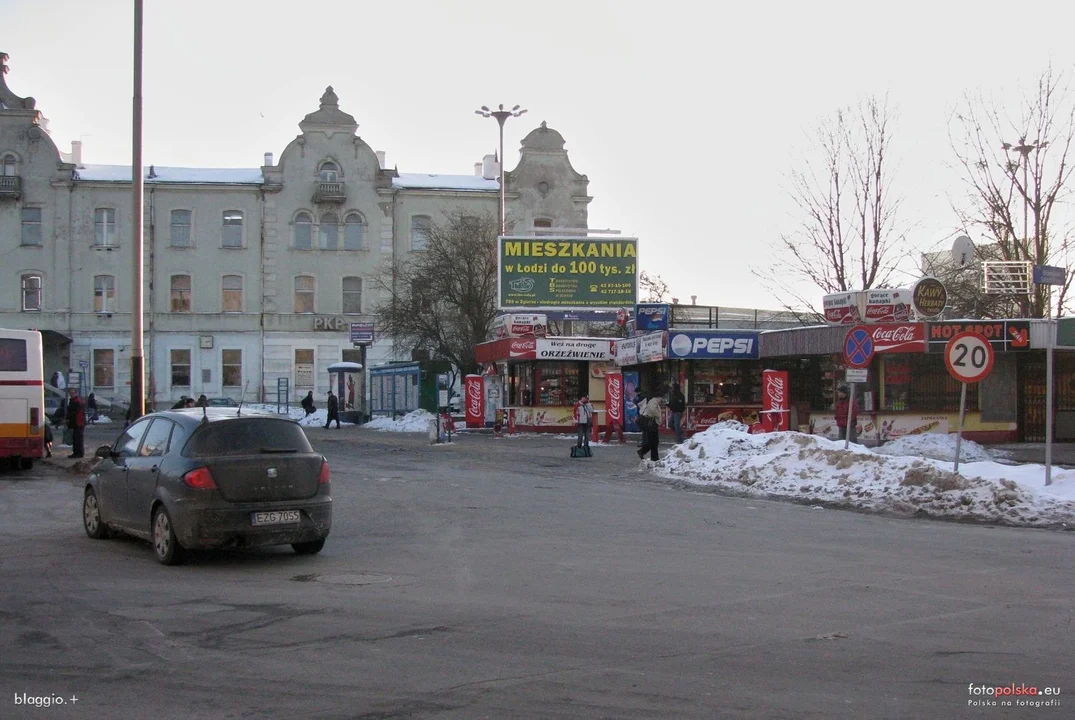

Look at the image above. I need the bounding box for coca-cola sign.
[823,292,861,325]
[863,289,912,324]
[760,369,789,432]
[464,375,484,428]
[868,324,926,353]
[606,372,623,424]
[509,338,537,357]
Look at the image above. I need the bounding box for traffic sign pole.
[844,383,856,450]
[954,382,968,473]
[943,332,995,473]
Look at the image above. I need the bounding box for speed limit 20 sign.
[944,332,995,383]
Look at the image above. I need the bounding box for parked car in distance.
[207,397,239,407]
[82,408,331,565]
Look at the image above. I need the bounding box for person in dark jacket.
[668,382,686,443]
[301,391,315,417]
[86,393,98,424]
[324,390,340,429]
[196,394,208,408]
[65,388,86,458]
[171,396,188,410]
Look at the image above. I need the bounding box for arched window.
[319,161,339,182]
[1,154,16,177]
[294,212,312,250]
[344,213,364,250]
[342,277,362,314]
[319,212,339,250]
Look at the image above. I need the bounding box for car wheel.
[83,488,109,539]
[152,506,184,566]
[291,538,325,555]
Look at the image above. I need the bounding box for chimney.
[691,295,697,305]
[71,140,83,168]
[474,162,482,177]
[263,152,273,167]
[482,153,499,180]
[375,150,386,168]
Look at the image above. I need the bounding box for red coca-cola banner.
[869,323,926,353]
[760,369,790,432]
[474,338,538,364]
[605,372,623,426]
[464,374,484,428]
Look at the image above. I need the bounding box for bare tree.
[372,210,500,380]
[639,270,671,302]
[761,96,905,311]
[950,66,1075,317]
[920,243,1022,319]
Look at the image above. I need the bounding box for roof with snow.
[74,164,264,185]
[393,173,498,192]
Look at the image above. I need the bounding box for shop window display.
[536,362,581,406]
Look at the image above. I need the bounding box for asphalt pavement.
[1,423,1071,719]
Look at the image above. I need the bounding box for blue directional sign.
[844,326,875,369]
[1033,265,1067,286]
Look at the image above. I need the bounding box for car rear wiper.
[260,447,298,453]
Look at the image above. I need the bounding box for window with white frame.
[93,349,115,388]
[171,349,191,387]
[344,213,364,250]
[222,275,243,312]
[294,276,315,314]
[171,274,191,313]
[222,211,243,248]
[342,276,362,314]
[94,208,116,247]
[21,207,41,246]
[1,154,15,176]
[411,215,431,251]
[294,211,313,250]
[319,212,339,250]
[94,275,116,313]
[170,209,191,247]
[222,349,242,388]
[21,274,41,311]
[319,161,339,182]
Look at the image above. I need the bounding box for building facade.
[0,54,592,409]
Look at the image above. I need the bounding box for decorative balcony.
[313,180,345,203]
[0,175,21,199]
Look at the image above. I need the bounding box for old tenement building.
[0,54,591,408]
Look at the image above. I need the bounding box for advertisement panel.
[867,324,926,354]
[634,303,669,332]
[605,372,624,426]
[927,320,1031,353]
[623,370,640,431]
[464,375,484,428]
[666,331,760,360]
[614,336,640,366]
[637,331,666,363]
[535,338,613,361]
[491,313,548,339]
[685,406,762,432]
[911,278,947,318]
[823,292,861,325]
[498,236,639,309]
[760,370,790,432]
[349,322,375,344]
[863,289,912,324]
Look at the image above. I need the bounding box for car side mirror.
[94,445,112,459]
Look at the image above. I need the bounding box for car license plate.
[251,510,301,526]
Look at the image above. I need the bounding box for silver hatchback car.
[82,409,332,564]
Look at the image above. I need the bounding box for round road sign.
[843,325,875,369]
[944,332,995,383]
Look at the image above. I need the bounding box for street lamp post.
[475,104,527,235]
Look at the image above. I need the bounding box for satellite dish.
[952,236,974,267]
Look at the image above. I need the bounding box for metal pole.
[130,0,145,421]
[1046,291,1054,485]
[843,383,856,450]
[954,382,967,474]
[498,116,506,235]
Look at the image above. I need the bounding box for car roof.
[147,407,287,429]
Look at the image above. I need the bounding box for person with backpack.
[668,382,686,443]
[301,391,316,417]
[573,394,595,452]
[636,389,663,461]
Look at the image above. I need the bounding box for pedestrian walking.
[668,382,686,443]
[835,385,859,444]
[301,391,316,417]
[65,387,86,458]
[324,390,341,429]
[573,394,595,450]
[636,390,662,462]
[86,392,98,424]
[196,394,208,408]
[43,420,53,458]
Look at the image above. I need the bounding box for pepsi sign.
[667,331,759,359]
[634,303,669,332]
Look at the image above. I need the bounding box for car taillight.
[30,407,40,432]
[183,467,217,490]
[319,459,330,485]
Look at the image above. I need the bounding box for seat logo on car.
[267,468,278,478]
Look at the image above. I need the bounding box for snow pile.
[874,434,994,463]
[364,409,437,433]
[653,424,1075,527]
[295,409,354,428]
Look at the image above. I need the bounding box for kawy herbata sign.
[498,236,639,310]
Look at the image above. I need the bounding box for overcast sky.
[4,0,1075,310]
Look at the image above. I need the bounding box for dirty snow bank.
[653,423,1075,527]
[364,409,437,433]
[873,433,994,463]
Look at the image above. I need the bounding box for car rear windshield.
[185,418,313,457]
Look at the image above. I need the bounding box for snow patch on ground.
[239,403,354,428]
[364,410,437,433]
[652,424,1075,528]
[874,434,994,463]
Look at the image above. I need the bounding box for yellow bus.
[0,329,45,469]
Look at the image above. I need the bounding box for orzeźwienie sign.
[498,236,639,310]
[536,338,613,361]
